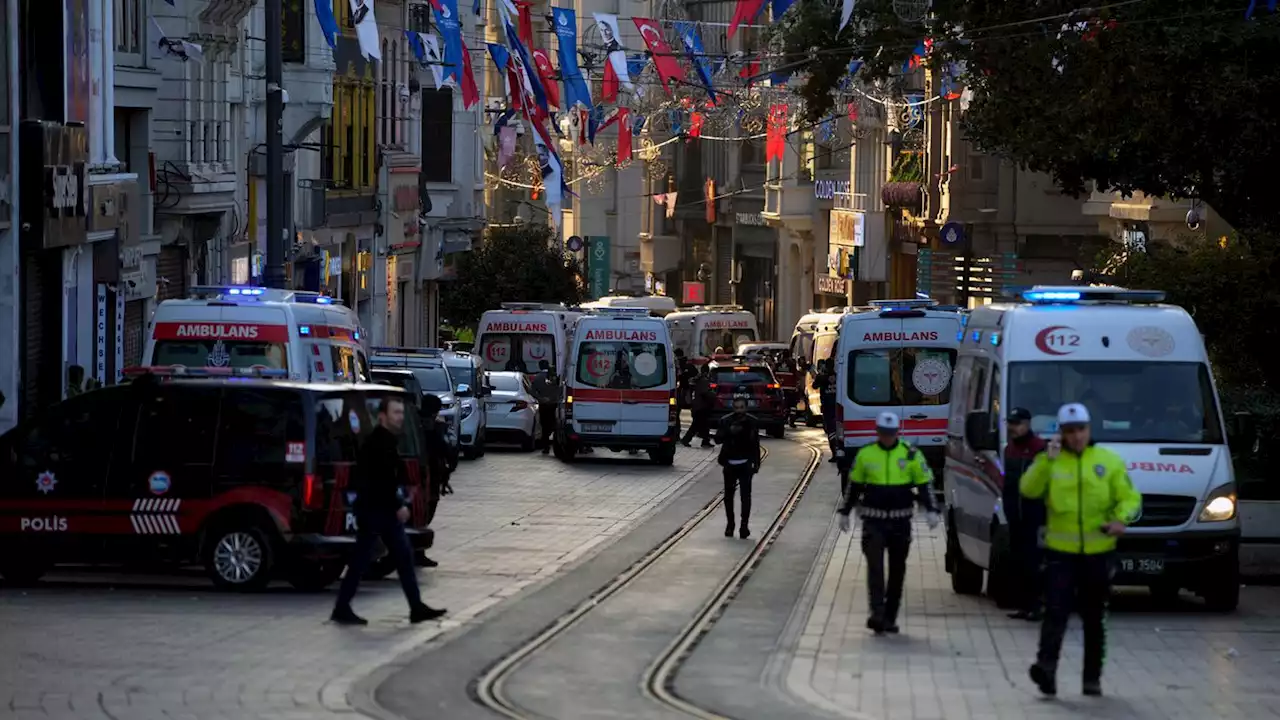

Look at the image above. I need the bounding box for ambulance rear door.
[896,310,960,450]
[571,320,624,433]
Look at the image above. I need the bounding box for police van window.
[968,358,989,411]
[132,387,221,465]
[365,392,422,458]
[576,342,669,390]
[216,389,305,470]
[11,388,125,485]
[849,348,958,406]
[1008,361,1223,444]
[152,338,289,370]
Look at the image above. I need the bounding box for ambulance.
[664,305,759,360]
[142,286,369,382]
[833,299,962,475]
[944,286,1244,611]
[558,307,679,464]
[475,302,583,377]
[794,308,860,425]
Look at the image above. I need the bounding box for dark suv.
[706,357,788,438]
[0,373,434,591]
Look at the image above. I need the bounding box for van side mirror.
[965,411,998,452]
[456,383,472,397]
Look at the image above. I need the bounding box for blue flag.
[486,43,510,76]
[673,20,717,105]
[473,0,481,15]
[771,0,794,19]
[551,7,593,111]
[314,0,339,48]
[405,30,426,64]
[432,0,463,86]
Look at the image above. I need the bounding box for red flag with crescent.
[459,38,480,110]
[632,17,684,96]
[728,0,765,38]
[603,61,619,102]
[531,48,561,109]
[616,108,632,164]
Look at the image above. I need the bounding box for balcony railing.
[833,191,868,212]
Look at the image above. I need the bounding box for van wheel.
[947,516,984,595]
[649,446,675,466]
[289,561,344,592]
[0,557,50,586]
[204,525,275,591]
[986,525,1017,609]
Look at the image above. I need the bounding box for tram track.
[471,438,825,720]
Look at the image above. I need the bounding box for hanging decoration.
[349,0,381,61]
[766,104,788,162]
[729,0,765,38]
[458,37,480,109]
[553,8,594,111]
[673,21,717,104]
[593,13,635,95]
[633,17,685,96]
[839,0,855,33]
[892,0,930,24]
[314,0,339,48]
[531,48,561,110]
[432,0,462,85]
[150,17,204,61]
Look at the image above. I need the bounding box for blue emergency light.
[1021,286,1167,304]
[299,325,312,336]
[226,286,265,296]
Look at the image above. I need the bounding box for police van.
[475,302,584,377]
[142,286,369,382]
[664,305,758,360]
[558,308,679,465]
[944,286,1243,611]
[834,299,962,475]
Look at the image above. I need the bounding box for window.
[445,361,477,390]
[216,390,306,470]
[1008,361,1223,444]
[10,389,125,484]
[812,333,837,366]
[848,348,958,406]
[790,333,813,364]
[331,345,358,380]
[576,341,669,390]
[113,0,142,56]
[968,358,988,411]
[324,78,377,191]
[314,390,421,464]
[410,366,454,392]
[489,373,523,392]
[711,367,771,386]
[132,387,221,464]
[987,363,1002,435]
[478,333,555,373]
[152,338,289,370]
[969,151,985,181]
[421,88,453,182]
[699,328,756,355]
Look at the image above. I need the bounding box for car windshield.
[489,374,523,393]
[478,333,555,373]
[575,341,669,389]
[445,361,476,389]
[699,327,756,355]
[848,347,957,406]
[1008,361,1224,444]
[371,371,414,391]
[313,390,421,462]
[152,339,289,370]
[412,366,454,393]
[711,367,771,386]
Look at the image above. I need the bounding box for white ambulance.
[558,307,679,464]
[664,305,758,360]
[794,308,859,425]
[944,286,1243,611]
[142,286,369,382]
[834,299,962,474]
[475,302,583,377]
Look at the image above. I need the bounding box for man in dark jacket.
[681,364,714,448]
[531,360,560,454]
[716,391,761,538]
[1003,407,1048,620]
[418,393,452,569]
[332,396,447,626]
[814,360,839,462]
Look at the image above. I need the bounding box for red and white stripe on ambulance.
[152,322,289,342]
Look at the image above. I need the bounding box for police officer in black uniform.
[716,389,761,538]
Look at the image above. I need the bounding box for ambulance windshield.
[153,339,289,370]
[699,327,756,355]
[576,342,669,390]
[1008,361,1223,444]
[478,333,556,373]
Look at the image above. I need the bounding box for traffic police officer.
[1021,403,1141,698]
[837,411,940,635]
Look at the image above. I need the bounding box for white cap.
[1057,403,1091,426]
[875,411,901,431]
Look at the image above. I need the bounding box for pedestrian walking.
[1022,403,1140,698]
[531,359,560,454]
[332,396,447,626]
[1003,407,1047,620]
[814,360,839,463]
[681,364,715,448]
[837,411,939,635]
[716,391,760,538]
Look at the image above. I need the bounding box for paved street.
[0,446,717,720]
[786,516,1280,720]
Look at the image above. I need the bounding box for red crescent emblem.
[485,342,507,363]
[1034,326,1076,356]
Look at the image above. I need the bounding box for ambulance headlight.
[1199,486,1237,522]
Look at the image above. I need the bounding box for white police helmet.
[1056,402,1091,426]
[875,411,901,431]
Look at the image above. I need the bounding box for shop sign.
[683,281,705,304]
[735,212,765,226]
[815,275,848,296]
[830,210,864,247]
[20,122,89,249]
[814,179,851,200]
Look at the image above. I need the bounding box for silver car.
[444,351,490,459]
[484,372,541,451]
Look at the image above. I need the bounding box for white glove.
[925,511,941,530]
[838,513,852,533]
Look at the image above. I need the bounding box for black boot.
[409,604,447,623]
[331,606,368,626]
[725,522,735,538]
[1029,664,1057,697]
[1082,678,1102,697]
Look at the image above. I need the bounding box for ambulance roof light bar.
[869,298,939,309]
[1021,286,1167,305]
[122,365,291,379]
[372,346,444,358]
[586,306,652,316]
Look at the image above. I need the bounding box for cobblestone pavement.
[0,445,717,720]
[786,517,1280,720]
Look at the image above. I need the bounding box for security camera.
[398,83,410,105]
[1186,207,1202,231]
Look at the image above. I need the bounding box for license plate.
[1119,556,1165,574]
[486,403,502,410]
[581,422,614,433]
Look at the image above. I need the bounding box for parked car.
[0,368,433,591]
[444,350,491,459]
[370,348,463,465]
[484,371,541,451]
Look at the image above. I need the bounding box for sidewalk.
[786,519,1280,720]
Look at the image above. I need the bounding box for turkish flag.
[728,0,765,37]
[632,17,684,97]
[531,48,560,109]
[515,0,534,47]
[459,38,480,110]
[616,108,632,164]
[603,61,618,102]
[689,112,703,138]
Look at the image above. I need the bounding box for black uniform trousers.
[862,517,912,625]
[336,510,422,610]
[683,409,712,444]
[722,464,754,527]
[539,402,558,445]
[1010,518,1044,613]
[1037,551,1114,680]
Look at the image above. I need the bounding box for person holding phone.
[1020,403,1141,698]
